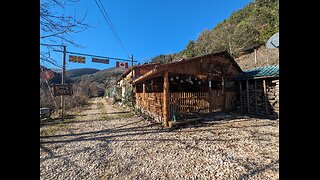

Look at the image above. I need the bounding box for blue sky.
[43,0,252,70]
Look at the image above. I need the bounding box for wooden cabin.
[235,65,279,117]
[132,51,243,127]
[116,63,160,103]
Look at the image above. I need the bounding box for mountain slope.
[151,0,279,66]
[95,67,127,76]
[66,68,100,78]
[69,67,127,83]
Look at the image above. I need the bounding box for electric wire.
[94,0,130,58]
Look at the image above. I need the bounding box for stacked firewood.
[266,80,279,114]
[237,79,279,117]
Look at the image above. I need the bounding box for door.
[208,77,225,112]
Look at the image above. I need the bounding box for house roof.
[236,64,279,80]
[115,62,161,84]
[133,51,242,84]
[163,50,242,73]
[121,62,161,78]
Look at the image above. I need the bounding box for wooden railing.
[135,92,210,122]
[169,92,209,118]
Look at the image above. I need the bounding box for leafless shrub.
[40,78,105,111]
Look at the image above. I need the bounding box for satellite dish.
[266,32,279,49]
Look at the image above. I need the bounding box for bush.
[40,78,104,110]
[123,86,133,107]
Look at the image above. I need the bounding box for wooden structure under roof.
[115,63,160,103]
[133,51,243,127]
[235,65,279,117]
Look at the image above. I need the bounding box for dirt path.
[40,97,279,179]
[40,97,135,179]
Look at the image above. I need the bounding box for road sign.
[52,84,73,96]
[92,58,109,64]
[40,70,54,80]
[69,55,86,63]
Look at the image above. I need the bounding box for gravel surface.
[40,97,279,180]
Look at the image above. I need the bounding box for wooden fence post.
[223,76,227,112]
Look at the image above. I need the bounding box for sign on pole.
[69,55,86,63]
[52,84,73,96]
[92,58,109,64]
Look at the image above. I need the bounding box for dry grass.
[235,45,279,71]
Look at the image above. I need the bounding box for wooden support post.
[132,69,136,82]
[223,76,227,112]
[143,83,146,108]
[239,81,243,112]
[263,79,268,114]
[246,80,250,113]
[208,77,212,112]
[163,71,169,127]
[254,80,258,113]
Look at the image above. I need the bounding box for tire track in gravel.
[40,97,138,180]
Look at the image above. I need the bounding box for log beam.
[143,83,146,108]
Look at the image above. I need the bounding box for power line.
[97,0,130,57]
[94,0,130,58]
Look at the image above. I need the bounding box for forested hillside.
[151,0,279,66]
[66,68,100,78]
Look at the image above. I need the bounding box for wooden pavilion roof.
[133,51,242,84]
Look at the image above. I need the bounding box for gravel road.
[40,97,279,179]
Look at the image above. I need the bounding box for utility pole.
[130,54,134,107]
[51,47,137,117]
[61,45,66,118]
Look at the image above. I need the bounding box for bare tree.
[40,0,90,67]
[194,29,213,55]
